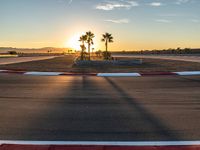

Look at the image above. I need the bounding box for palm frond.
[109,39,113,42]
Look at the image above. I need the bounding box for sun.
[64,32,98,51]
[65,33,83,50]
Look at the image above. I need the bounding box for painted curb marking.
[140,72,177,76]
[0,70,8,72]
[60,73,97,76]
[97,73,141,77]
[174,71,200,76]
[1,141,200,146]
[1,145,200,150]
[1,70,26,74]
[24,72,63,76]
[0,141,200,150]
[0,70,200,77]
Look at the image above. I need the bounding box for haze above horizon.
[0,0,200,51]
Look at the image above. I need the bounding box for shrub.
[8,51,17,55]
[102,51,112,60]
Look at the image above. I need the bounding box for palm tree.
[79,35,87,60]
[86,31,95,61]
[101,33,113,60]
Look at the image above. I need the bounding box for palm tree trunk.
[88,43,90,61]
[81,49,83,60]
[81,41,84,60]
[106,40,108,60]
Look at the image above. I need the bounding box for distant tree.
[8,51,17,55]
[176,47,181,54]
[79,35,87,60]
[95,50,102,57]
[102,51,112,60]
[47,50,52,53]
[86,31,95,61]
[101,33,114,60]
[184,48,191,54]
[92,48,95,57]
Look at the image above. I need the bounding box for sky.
[0,0,200,51]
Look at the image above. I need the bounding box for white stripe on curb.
[174,71,200,76]
[24,72,62,76]
[0,141,200,146]
[0,70,7,72]
[97,73,141,77]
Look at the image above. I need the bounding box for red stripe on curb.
[2,69,25,71]
[105,146,200,150]
[0,70,26,74]
[0,145,200,150]
[140,72,177,76]
[60,73,98,76]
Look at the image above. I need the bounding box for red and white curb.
[97,73,141,77]
[0,141,200,150]
[0,70,200,77]
[24,71,63,76]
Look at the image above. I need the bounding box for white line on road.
[0,141,200,146]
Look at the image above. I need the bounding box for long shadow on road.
[1,76,182,141]
[104,77,181,141]
[27,76,181,141]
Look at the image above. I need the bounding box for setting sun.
[65,33,83,50]
[65,31,99,51]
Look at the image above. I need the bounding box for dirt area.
[0,55,200,73]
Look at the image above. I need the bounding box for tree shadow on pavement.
[103,77,181,141]
[38,76,181,141]
[4,76,182,141]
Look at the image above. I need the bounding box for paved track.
[113,54,200,63]
[0,74,200,141]
[0,56,57,65]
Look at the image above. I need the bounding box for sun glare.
[65,33,83,50]
[65,32,98,51]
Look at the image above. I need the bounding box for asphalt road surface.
[0,56,57,65]
[0,74,200,141]
[113,54,200,63]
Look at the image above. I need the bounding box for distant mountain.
[0,47,72,54]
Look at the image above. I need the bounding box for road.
[0,56,57,65]
[0,74,200,141]
[113,54,200,63]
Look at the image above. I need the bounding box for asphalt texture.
[0,74,200,141]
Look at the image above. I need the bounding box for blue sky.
[0,0,200,50]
